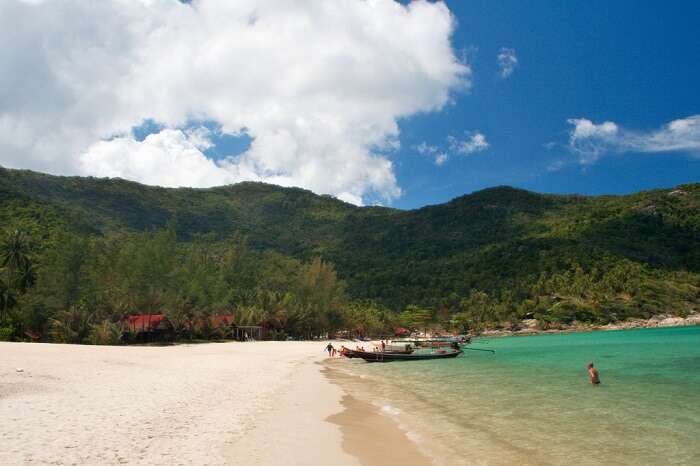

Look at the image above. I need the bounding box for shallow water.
[337,326,700,465]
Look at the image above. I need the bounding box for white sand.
[0,341,358,466]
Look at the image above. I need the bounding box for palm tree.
[0,230,33,323]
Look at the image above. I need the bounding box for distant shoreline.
[476,313,700,338]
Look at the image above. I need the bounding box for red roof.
[125,314,169,333]
[210,315,235,327]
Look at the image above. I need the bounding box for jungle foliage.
[0,167,698,342]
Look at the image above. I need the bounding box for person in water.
[325,343,335,357]
[587,362,600,385]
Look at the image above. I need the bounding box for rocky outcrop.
[478,312,700,337]
[601,313,700,330]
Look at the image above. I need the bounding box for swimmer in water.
[587,362,600,385]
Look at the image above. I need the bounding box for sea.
[331,326,700,465]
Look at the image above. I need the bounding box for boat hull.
[342,348,462,362]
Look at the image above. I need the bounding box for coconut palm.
[0,230,33,323]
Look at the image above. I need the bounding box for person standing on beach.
[587,362,600,385]
[325,343,335,357]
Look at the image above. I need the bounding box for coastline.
[478,312,700,338]
[322,363,434,466]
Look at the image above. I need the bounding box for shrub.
[88,320,123,345]
[0,327,13,341]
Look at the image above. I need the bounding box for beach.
[0,341,425,466]
[4,327,699,465]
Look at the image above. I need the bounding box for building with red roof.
[124,314,173,338]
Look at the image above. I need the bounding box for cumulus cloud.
[567,115,700,164]
[0,0,469,205]
[82,128,230,188]
[497,47,518,78]
[415,130,488,165]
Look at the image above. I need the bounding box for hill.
[0,166,698,340]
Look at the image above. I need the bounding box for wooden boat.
[341,347,462,362]
[392,336,470,346]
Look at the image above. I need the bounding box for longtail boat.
[341,347,462,362]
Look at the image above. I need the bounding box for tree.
[453,290,492,334]
[0,230,34,323]
[398,305,433,333]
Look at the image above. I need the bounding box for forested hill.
[1,166,699,333]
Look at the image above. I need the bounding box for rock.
[668,189,688,196]
[658,317,685,327]
[647,314,667,323]
[521,319,538,329]
[16,368,24,373]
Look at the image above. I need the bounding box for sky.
[1,0,698,209]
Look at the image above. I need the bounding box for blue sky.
[2,0,698,209]
[391,0,700,208]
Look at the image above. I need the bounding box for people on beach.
[325,343,335,357]
[587,362,600,385]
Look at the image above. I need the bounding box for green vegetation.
[0,167,698,342]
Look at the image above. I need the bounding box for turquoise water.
[338,326,700,465]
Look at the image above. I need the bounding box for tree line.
[0,227,400,343]
[0,224,697,344]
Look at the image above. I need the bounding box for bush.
[49,307,93,343]
[0,327,13,341]
[88,320,123,345]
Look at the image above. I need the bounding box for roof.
[210,314,235,327]
[125,314,170,333]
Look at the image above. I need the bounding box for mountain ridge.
[1,166,698,317]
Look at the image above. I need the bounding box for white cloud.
[0,0,469,205]
[434,152,448,166]
[497,47,518,78]
[567,115,700,164]
[415,141,439,155]
[448,131,490,154]
[415,130,488,165]
[82,129,231,188]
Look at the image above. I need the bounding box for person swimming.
[587,362,600,385]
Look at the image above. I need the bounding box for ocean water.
[334,326,700,465]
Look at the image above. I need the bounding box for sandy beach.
[0,341,427,465]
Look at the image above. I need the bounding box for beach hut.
[233,325,264,341]
[206,314,236,339]
[210,314,235,329]
[124,314,174,341]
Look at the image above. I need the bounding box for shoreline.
[477,312,700,338]
[322,363,434,466]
